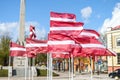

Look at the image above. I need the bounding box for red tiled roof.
[112,25,120,30]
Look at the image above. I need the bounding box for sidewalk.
[0,71,115,80]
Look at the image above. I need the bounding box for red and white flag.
[78,29,100,39]
[29,25,36,39]
[10,42,26,57]
[71,43,82,57]
[50,11,76,22]
[105,49,117,56]
[48,33,75,53]
[26,38,48,57]
[50,21,84,36]
[80,38,107,56]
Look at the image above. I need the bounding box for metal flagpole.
[8,56,11,80]
[32,58,35,80]
[25,57,27,80]
[90,56,93,80]
[49,53,53,80]
[47,53,49,80]
[69,57,71,80]
[28,58,31,80]
[71,54,73,80]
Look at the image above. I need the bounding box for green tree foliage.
[0,35,11,66]
[35,54,47,65]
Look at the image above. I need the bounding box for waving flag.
[71,43,82,57]
[49,11,84,58]
[48,33,75,53]
[10,42,26,57]
[50,11,76,22]
[29,25,36,39]
[80,38,108,56]
[50,11,84,36]
[105,49,117,56]
[50,21,84,36]
[78,29,100,39]
[26,38,48,57]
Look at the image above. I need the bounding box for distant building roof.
[112,25,120,30]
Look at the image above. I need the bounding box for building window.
[117,53,120,64]
[116,38,120,46]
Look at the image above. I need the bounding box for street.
[0,71,116,80]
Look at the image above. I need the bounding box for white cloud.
[0,22,19,41]
[0,21,47,42]
[100,3,120,33]
[81,6,92,20]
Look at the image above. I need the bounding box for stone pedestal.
[13,57,29,77]
[13,57,28,68]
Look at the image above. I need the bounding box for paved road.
[0,71,115,80]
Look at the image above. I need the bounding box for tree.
[35,54,47,66]
[0,35,11,66]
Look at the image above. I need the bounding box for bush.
[0,69,8,77]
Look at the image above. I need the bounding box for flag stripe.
[50,17,76,22]
[80,32,99,39]
[50,11,76,22]
[26,44,47,47]
[10,47,26,51]
[81,44,105,48]
[48,40,75,45]
[50,27,83,31]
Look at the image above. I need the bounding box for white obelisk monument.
[19,0,25,45]
[13,0,28,77]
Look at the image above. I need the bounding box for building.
[106,25,120,73]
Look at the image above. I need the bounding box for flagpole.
[49,53,53,80]
[90,56,93,80]
[28,58,31,80]
[69,57,71,80]
[32,57,35,80]
[8,56,11,80]
[8,42,12,80]
[71,54,73,80]
[47,53,49,80]
[25,57,27,80]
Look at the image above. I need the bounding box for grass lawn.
[0,69,8,77]
[37,69,59,76]
[0,69,59,77]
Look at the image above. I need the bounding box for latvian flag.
[50,21,84,37]
[50,11,76,22]
[10,42,26,57]
[50,11,84,37]
[26,38,48,57]
[29,25,36,39]
[48,33,75,53]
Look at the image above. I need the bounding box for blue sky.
[0,0,120,41]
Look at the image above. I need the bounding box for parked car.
[109,69,120,79]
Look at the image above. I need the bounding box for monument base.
[12,57,37,77]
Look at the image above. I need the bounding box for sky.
[0,0,120,41]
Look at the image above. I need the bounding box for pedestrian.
[57,60,61,71]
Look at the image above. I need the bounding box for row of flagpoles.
[9,11,116,80]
